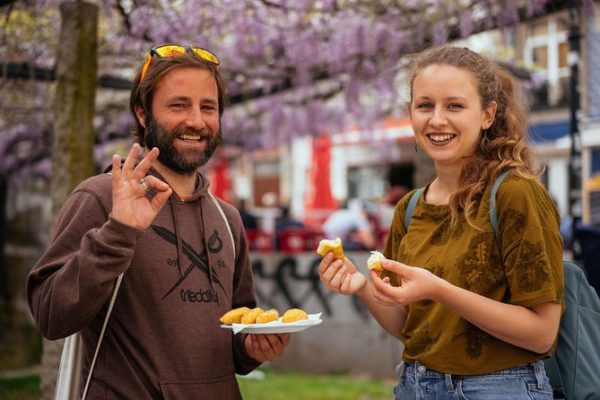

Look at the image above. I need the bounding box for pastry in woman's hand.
[316,237,344,260]
[367,250,385,272]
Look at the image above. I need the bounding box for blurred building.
[221,5,600,235]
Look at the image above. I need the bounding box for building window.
[524,15,569,108]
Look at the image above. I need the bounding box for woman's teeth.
[429,134,453,142]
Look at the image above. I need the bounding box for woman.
[318,46,563,399]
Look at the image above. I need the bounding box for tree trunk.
[42,2,98,399]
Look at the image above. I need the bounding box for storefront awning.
[529,121,570,143]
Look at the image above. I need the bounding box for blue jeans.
[393,360,553,399]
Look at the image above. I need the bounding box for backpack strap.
[80,272,124,399]
[207,192,236,260]
[404,187,425,230]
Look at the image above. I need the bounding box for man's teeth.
[430,134,453,142]
[180,135,203,140]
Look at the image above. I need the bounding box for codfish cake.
[240,307,264,324]
[256,309,279,324]
[316,237,344,260]
[219,307,251,325]
[282,308,308,323]
[367,250,385,272]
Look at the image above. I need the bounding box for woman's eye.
[416,103,432,109]
[448,103,464,110]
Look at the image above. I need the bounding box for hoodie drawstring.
[169,196,185,278]
[199,198,217,293]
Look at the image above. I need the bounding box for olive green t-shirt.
[384,173,564,375]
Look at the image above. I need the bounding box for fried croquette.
[255,309,280,324]
[282,308,309,323]
[316,237,344,260]
[219,307,251,324]
[240,307,264,324]
[367,250,385,272]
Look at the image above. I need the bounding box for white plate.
[221,313,322,334]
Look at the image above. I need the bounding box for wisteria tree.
[0,0,590,182]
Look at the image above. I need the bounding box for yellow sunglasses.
[138,44,220,84]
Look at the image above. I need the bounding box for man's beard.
[145,115,222,173]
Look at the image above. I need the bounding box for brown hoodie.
[26,169,260,399]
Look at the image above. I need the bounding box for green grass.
[0,369,394,400]
[239,369,394,400]
[0,375,40,400]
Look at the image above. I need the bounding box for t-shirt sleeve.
[495,176,564,307]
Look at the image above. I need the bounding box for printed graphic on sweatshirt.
[151,225,226,304]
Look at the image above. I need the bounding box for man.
[26,45,290,399]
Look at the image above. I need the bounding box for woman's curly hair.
[409,45,540,229]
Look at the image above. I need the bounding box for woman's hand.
[111,143,172,229]
[244,333,290,362]
[318,253,366,295]
[370,259,444,307]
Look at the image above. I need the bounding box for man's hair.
[129,48,228,146]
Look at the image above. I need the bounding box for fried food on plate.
[255,309,280,324]
[240,307,264,324]
[219,307,251,325]
[282,308,309,323]
[316,237,344,260]
[367,250,385,272]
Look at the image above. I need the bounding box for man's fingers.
[134,147,159,180]
[111,154,122,181]
[142,175,170,192]
[122,143,141,175]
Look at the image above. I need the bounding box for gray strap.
[207,192,236,260]
[489,170,511,233]
[404,187,425,230]
[81,272,124,399]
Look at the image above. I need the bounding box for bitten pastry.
[240,307,264,324]
[316,237,344,260]
[367,250,385,272]
[282,308,309,323]
[219,307,251,325]
[255,309,280,324]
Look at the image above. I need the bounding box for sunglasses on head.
[138,44,220,84]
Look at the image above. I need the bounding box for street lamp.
[568,8,582,259]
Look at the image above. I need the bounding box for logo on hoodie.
[151,225,227,304]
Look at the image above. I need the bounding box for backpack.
[404,171,600,400]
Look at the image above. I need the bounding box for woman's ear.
[482,101,497,130]
[134,105,147,129]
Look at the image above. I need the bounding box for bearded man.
[26,45,290,399]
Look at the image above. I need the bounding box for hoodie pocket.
[159,374,241,400]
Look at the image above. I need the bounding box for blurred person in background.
[323,199,376,251]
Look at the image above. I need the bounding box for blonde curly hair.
[409,45,539,229]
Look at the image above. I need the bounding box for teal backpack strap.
[489,170,511,232]
[404,187,425,230]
